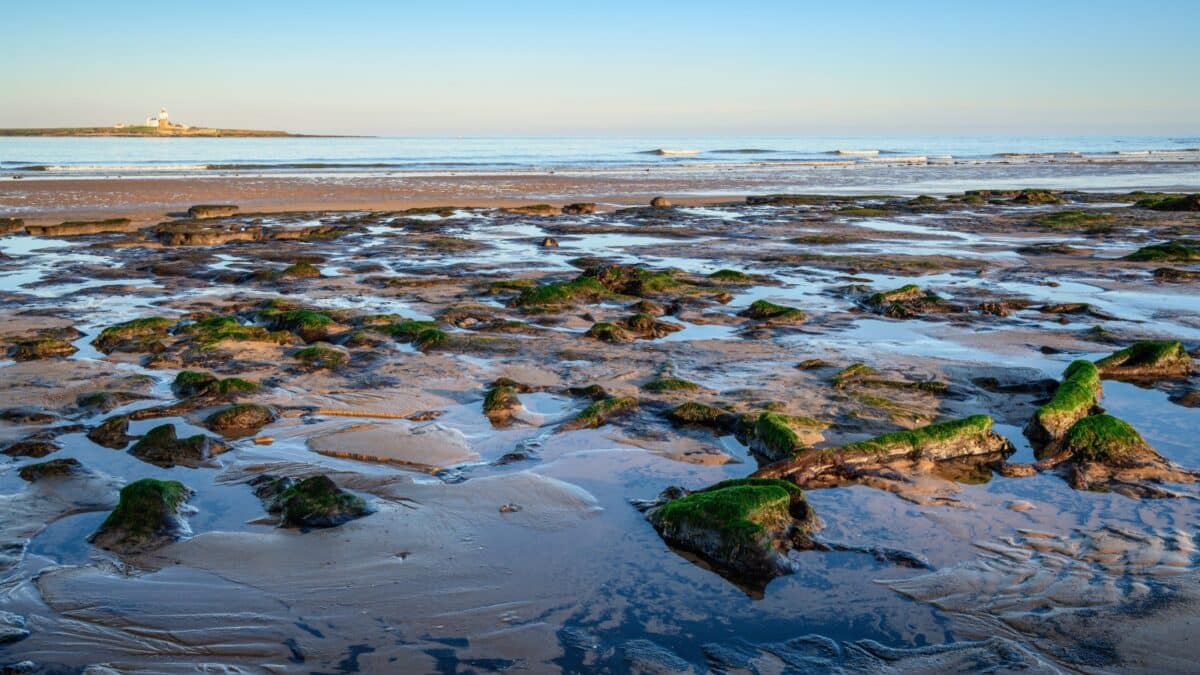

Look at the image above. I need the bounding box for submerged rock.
[89,478,193,553]
[739,300,805,324]
[87,415,132,449]
[1,435,60,458]
[1024,361,1102,445]
[647,478,822,585]
[1036,414,1198,497]
[251,474,371,528]
[1095,340,1193,381]
[756,415,1013,486]
[1123,240,1200,263]
[129,423,225,468]
[204,403,275,437]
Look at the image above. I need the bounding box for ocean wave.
[637,149,702,156]
[709,148,778,154]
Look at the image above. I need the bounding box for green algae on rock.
[1095,341,1193,380]
[483,385,522,427]
[205,403,275,437]
[739,300,806,324]
[1123,240,1200,263]
[643,377,701,393]
[252,474,371,529]
[87,415,131,449]
[665,401,731,428]
[1025,360,1102,445]
[129,423,225,468]
[293,343,346,369]
[751,412,829,462]
[89,478,194,554]
[562,396,638,431]
[93,317,175,353]
[18,458,83,482]
[647,478,822,585]
[172,370,260,398]
[8,337,78,361]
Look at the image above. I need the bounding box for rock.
[1169,390,1200,408]
[739,299,806,324]
[251,475,370,529]
[1,435,60,458]
[89,478,193,553]
[204,404,275,437]
[8,338,77,361]
[561,396,638,431]
[561,202,597,215]
[18,458,83,482]
[25,218,134,237]
[259,307,336,343]
[1010,189,1062,204]
[665,402,732,429]
[93,317,174,354]
[186,204,238,219]
[1024,361,1101,446]
[756,415,1014,485]
[482,385,522,427]
[1153,267,1200,283]
[1136,193,1200,212]
[649,196,671,208]
[1095,340,1193,381]
[128,424,225,468]
[642,377,700,393]
[620,312,684,339]
[750,412,828,461]
[1036,414,1198,496]
[0,407,57,425]
[0,217,25,235]
[87,415,131,449]
[0,611,29,644]
[1007,500,1035,511]
[504,204,557,216]
[647,478,821,585]
[1123,240,1200,263]
[860,284,948,318]
[76,390,150,412]
[540,237,559,247]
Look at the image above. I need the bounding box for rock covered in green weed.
[90,478,193,553]
[293,343,346,369]
[93,317,175,353]
[129,424,225,468]
[1095,340,1192,380]
[1123,240,1200,262]
[205,403,275,437]
[562,396,638,431]
[739,299,805,324]
[252,474,371,529]
[8,337,78,361]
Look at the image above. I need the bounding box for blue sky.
[3,0,1197,135]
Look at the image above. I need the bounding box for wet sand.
[0,181,1198,671]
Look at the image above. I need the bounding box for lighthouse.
[157,107,169,130]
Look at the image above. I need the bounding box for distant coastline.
[0,126,347,138]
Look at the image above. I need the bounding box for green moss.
[831,363,877,387]
[9,337,77,360]
[754,412,827,457]
[1033,211,1112,228]
[93,317,174,352]
[178,315,292,351]
[414,328,448,351]
[644,377,700,393]
[1134,193,1199,211]
[709,269,753,283]
[18,458,83,481]
[584,322,628,343]
[842,415,994,455]
[510,276,610,310]
[379,320,439,341]
[865,284,924,306]
[565,396,638,430]
[172,370,216,396]
[1041,362,1105,425]
[1011,189,1062,204]
[1061,414,1148,463]
[275,476,368,528]
[264,308,333,331]
[1096,340,1190,374]
[666,401,728,426]
[293,345,345,369]
[95,478,189,542]
[483,385,520,414]
[280,262,322,278]
[742,299,805,322]
[1124,240,1200,262]
[650,478,803,552]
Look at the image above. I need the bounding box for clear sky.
[3,0,1197,136]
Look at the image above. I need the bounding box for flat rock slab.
[307,422,479,470]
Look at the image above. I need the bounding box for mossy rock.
[177,316,294,351]
[840,415,1010,461]
[253,475,370,529]
[584,322,631,344]
[187,204,238,219]
[413,328,449,351]
[90,478,193,553]
[129,424,224,468]
[18,458,84,482]
[648,478,820,584]
[643,377,700,393]
[1135,193,1200,211]
[752,412,828,461]
[1153,268,1200,283]
[510,276,610,311]
[1095,340,1192,380]
[1032,210,1113,229]
[562,396,638,431]
[8,338,78,361]
[93,317,175,353]
[1010,189,1062,205]
[1123,240,1200,263]
[76,390,148,411]
[830,363,877,388]
[504,203,557,216]
[483,385,522,426]
[665,402,730,428]
[280,262,322,279]
[172,370,259,398]
[1059,414,1154,466]
[205,404,275,437]
[1,436,60,458]
[293,344,346,369]
[260,307,336,343]
[863,284,924,307]
[708,269,755,284]
[87,415,131,449]
[740,299,805,323]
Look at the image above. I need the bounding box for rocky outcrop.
[756,416,1013,486]
[739,300,806,324]
[0,217,25,235]
[93,317,174,353]
[251,474,371,529]
[646,478,822,585]
[18,458,83,482]
[89,478,193,553]
[87,415,132,449]
[1095,340,1193,381]
[204,404,275,437]
[562,396,638,431]
[482,384,522,427]
[860,284,949,318]
[25,218,134,237]
[128,424,226,468]
[8,338,77,360]
[186,204,238,219]
[1024,361,1102,445]
[749,412,828,462]
[1035,414,1198,497]
[562,202,597,215]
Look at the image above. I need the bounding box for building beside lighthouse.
[145,107,170,129]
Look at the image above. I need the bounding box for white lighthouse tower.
[157,107,169,130]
